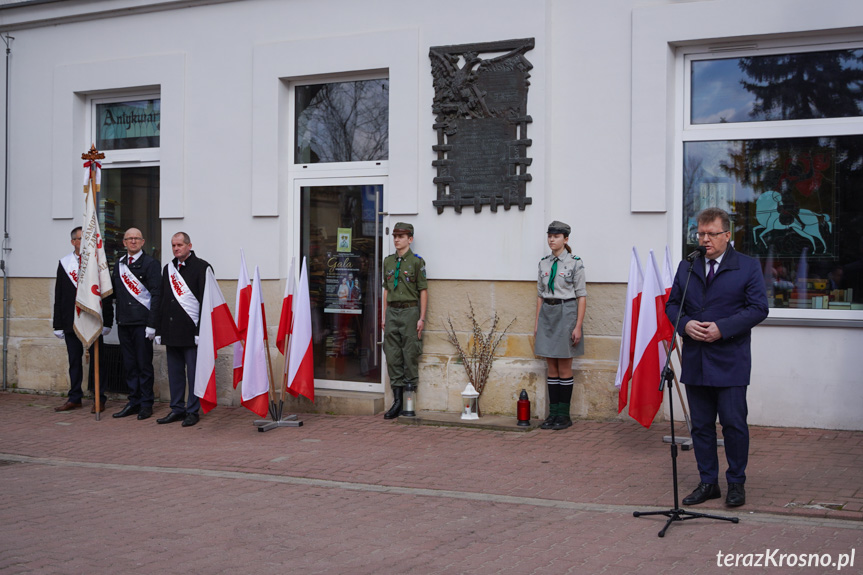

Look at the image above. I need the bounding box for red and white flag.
[286,257,315,402]
[658,246,675,344]
[628,250,666,428]
[74,162,113,346]
[240,266,271,417]
[232,250,252,389]
[194,268,241,414]
[276,257,296,356]
[615,247,643,413]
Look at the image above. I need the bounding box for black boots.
[383,386,403,419]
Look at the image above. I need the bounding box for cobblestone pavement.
[1,391,860,574]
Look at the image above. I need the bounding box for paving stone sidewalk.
[1,391,860,574]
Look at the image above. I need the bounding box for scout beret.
[547,220,571,236]
[393,222,414,236]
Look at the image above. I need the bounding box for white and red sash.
[118,260,152,310]
[59,252,79,287]
[168,261,200,325]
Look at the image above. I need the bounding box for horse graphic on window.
[753,190,832,253]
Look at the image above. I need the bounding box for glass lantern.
[461,382,479,420]
[402,383,417,417]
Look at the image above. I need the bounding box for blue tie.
[707,259,716,285]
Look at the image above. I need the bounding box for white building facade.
[1,0,861,429]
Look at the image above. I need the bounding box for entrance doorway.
[299,182,385,392]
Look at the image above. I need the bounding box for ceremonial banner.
[194,268,241,414]
[74,162,113,347]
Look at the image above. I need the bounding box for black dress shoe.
[181,412,200,427]
[157,411,185,424]
[113,404,140,418]
[137,407,153,420]
[682,482,721,505]
[726,483,746,507]
[552,416,573,430]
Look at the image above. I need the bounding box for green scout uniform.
[382,248,427,388]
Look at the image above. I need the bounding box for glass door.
[299,182,385,392]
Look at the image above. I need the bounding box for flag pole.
[254,337,302,431]
[263,339,277,420]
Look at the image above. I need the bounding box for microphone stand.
[633,249,739,537]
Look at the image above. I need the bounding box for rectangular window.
[95,99,160,150]
[294,79,389,164]
[691,49,863,124]
[683,43,863,315]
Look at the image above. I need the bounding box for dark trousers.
[685,384,749,485]
[64,332,107,404]
[166,345,199,415]
[118,325,155,408]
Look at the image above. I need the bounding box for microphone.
[686,245,707,261]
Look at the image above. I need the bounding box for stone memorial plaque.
[429,38,534,213]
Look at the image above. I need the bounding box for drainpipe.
[2,34,13,391]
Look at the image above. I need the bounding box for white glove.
[53,330,65,339]
[194,335,199,346]
[154,336,161,345]
[101,327,111,337]
[145,327,156,340]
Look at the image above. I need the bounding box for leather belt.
[388,301,418,308]
[543,298,575,306]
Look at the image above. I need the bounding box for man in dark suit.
[666,208,769,508]
[52,226,113,413]
[154,232,210,427]
[110,228,161,421]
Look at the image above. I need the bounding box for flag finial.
[81,144,105,162]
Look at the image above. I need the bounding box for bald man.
[110,228,161,420]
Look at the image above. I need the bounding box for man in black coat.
[110,228,161,421]
[154,232,211,427]
[52,226,113,413]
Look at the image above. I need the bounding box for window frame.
[288,70,390,176]
[677,37,863,323]
[88,91,161,166]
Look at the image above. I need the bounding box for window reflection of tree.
[296,80,389,163]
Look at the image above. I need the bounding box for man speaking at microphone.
[666,208,768,508]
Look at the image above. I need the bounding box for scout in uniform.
[381,222,428,419]
[534,221,587,430]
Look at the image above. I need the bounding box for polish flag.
[276,257,296,355]
[240,266,271,417]
[658,246,675,344]
[628,250,666,428]
[231,250,252,389]
[193,268,241,414]
[615,248,643,413]
[286,257,315,402]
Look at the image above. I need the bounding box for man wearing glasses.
[110,228,161,420]
[666,208,768,508]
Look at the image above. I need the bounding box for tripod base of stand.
[662,436,724,450]
[254,414,303,432]
[634,508,739,538]
[662,436,692,450]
